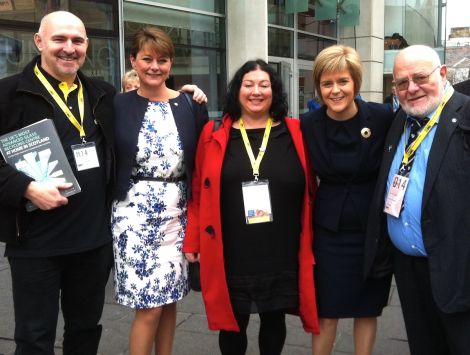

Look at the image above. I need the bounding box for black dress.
[313,113,391,318]
[220,122,305,314]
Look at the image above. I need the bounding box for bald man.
[0,11,115,354]
[365,45,470,354]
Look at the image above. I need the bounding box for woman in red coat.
[183,59,319,355]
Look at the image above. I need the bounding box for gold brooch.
[361,127,371,138]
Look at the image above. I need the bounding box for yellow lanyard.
[34,64,86,141]
[402,87,454,164]
[239,117,273,180]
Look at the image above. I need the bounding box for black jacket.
[454,79,470,97]
[364,92,470,313]
[0,57,116,245]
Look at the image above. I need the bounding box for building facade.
[383,0,446,98]
[0,0,447,117]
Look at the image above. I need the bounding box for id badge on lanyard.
[34,63,100,172]
[238,118,274,224]
[242,180,273,224]
[384,174,409,218]
[71,142,100,171]
[384,87,453,218]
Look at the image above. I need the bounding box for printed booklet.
[0,119,81,211]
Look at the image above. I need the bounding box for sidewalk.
[0,242,409,354]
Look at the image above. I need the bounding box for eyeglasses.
[393,66,441,91]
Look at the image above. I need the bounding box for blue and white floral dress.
[111,101,189,309]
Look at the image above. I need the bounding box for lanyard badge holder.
[34,64,100,171]
[240,118,274,224]
[71,142,100,171]
[384,87,454,218]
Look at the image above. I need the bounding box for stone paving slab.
[0,242,409,355]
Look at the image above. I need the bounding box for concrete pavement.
[0,242,410,354]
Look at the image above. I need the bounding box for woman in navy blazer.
[113,89,207,202]
[111,27,208,355]
[300,45,393,355]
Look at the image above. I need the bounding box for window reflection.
[0,0,119,86]
[0,0,50,23]
[268,27,294,58]
[267,0,294,27]
[138,0,225,14]
[0,30,36,79]
[298,11,336,38]
[123,2,226,117]
[82,37,120,85]
[0,0,115,31]
[384,0,441,48]
[0,33,23,79]
[299,68,314,114]
[69,1,116,31]
[298,33,336,61]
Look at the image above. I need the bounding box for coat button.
[205,225,215,237]
[204,177,210,188]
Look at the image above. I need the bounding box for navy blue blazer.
[113,90,208,201]
[301,99,394,233]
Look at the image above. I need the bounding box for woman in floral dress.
[111,26,207,355]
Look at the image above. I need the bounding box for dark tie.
[398,116,429,177]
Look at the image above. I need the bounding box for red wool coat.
[183,115,319,333]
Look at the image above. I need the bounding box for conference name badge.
[241,180,273,224]
[384,174,409,218]
[71,142,100,171]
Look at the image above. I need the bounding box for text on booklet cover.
[0,119,81,211]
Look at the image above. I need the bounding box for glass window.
[137,0,225,14]
[123,2,226,117]
[404,0,439,47]
[298,33,336,61]
[82,37,120,86]
[69,0,117,32]
[0,29,120,85]
[298,6,337,38]
[385,0,440,48]
[172,46,225,118]
[0,0,116,32]
[124,3,224,49]
[0,0,119,87]
[268,27,294,58]
[267,0,294,27]
[0,30,34,79]
[299,68,314,114]
[0,0,48,23]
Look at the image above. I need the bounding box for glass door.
[298,61,314,115]
[268,58,294,117]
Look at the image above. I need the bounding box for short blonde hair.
[313,45,362,102]
[121,69,139,91]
